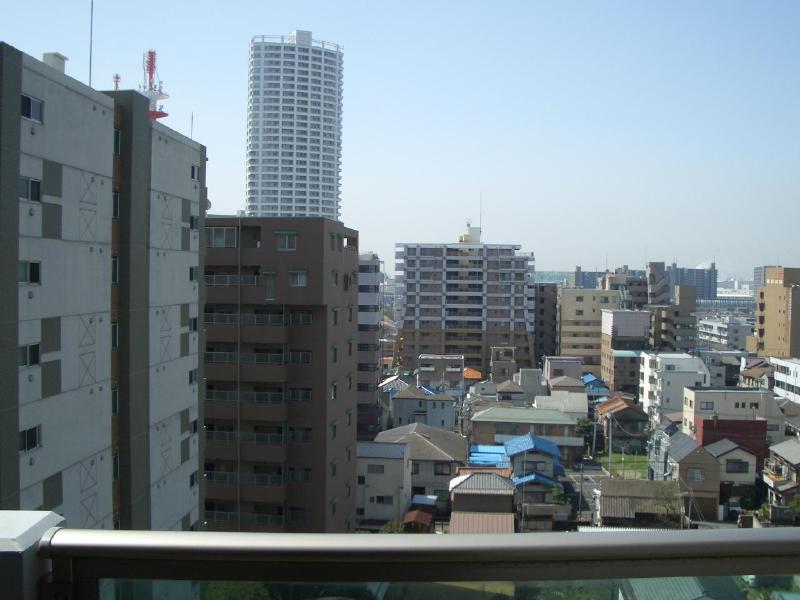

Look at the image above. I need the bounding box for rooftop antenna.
[88,0,94,86]
[140,49,169,120]
[113,73,120,90]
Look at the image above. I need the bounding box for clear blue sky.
[5,1,799,278]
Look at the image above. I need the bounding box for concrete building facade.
[530,282,558,366]
[557,288,621,377]
[246,30,343,219]
[639,352,710,425]
[395,226,535,374]
[355,441,411,530]
[203,216,358,532]
[668,262,718,301]
[698,316,753,351]
[772,357,800,407]
[356,253,382,441]
[600,309,651,395]
[649,286,697,353]
[747,267,800,358]
[1,44,204,532]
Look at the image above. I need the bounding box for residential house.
[596,396,648,453]
[470,407,581,465]
[739,358,774,389]
[416,354,464,400]
[449,511,515,534]
[549,375,586,394]
[695,349,749,387]
[496,379,527,406]
[595,479,682,528]
[648,431,720,520]
[543,356,583,384]
[449,472,515,513]
[390,386,456,431]
[704,438,757,501]
[762,437,800,508]
[356,442,412,530]
[513,368,548,401]
[693,417,768,470]
[374,423,467,515]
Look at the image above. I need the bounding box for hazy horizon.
[5,1,798,279]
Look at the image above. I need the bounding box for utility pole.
[577,461,584,523]
[591,411,598,458]
[608,415,613,476]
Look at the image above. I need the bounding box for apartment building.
[356,253,382,441]
[649,286,697,352]
[600,309,651,395]
[1,45,204,531]
[416,354,465,399]
[598,270,648,309]
[203,216,358,532]
[646,262,670,305]
[772,357,800,406]
[246,30,343,219]
[395,225,535,374]
[754,265,780,291]
[530,282,558,366]
[682,387,787,446]
[668,262,717,301]
[557,288,621,377]
[747,267,800,358]
[697,316,753,351]
[639,353,710,425]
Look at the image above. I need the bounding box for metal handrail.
[37,528,800,584]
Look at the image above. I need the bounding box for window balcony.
[9,518,796,600]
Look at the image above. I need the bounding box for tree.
[381,520,405,533]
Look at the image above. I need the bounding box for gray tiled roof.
[357,441,408,460]
[375,423,468,463]
[704,438,741,458]
[770,437,800,466]
[451,473,515,496]
[666,432,698,463]
[496,380,525,393]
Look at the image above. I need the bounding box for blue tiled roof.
[468,454,511,468]
[504,433,561,459]
[553,461,566,477]
[512,472,563,489]
[470,444,506,455]
[581,374,600,384]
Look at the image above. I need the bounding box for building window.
[289,270,307,287]
[190,165,200,181]
[288,388,311,402]
[288,350,311,364]
[330,461,337,478]
[346,409,352,426]
[189,317,198,332]
[112,192,120,218]
[190,471,197,487]
[332,308,339,325]
[263,272,276,300]
[18,261,41,284]
[111,321,119,350]
[686,468,704,482]
[189,266,198,281]
[434,462,451,476]
[330,382,338,401]
[189,216,198,230]
[288,310,313,325]
[330,422,337,439]
[332,346,338,363]
[18,177,41,202]
[189,368,198,385]
[18,343,40,367]
[348,340,353,356]
[111,256,119,284]
[331,270,339,286]
[412,461,419,475]
[367,464,384,474]
[113,128,121,155]
[699,401,714,411]
[111,387,119,415]
[375,496,394,505]
[207,227,237,248]
[348,306,354,322]
[19,425,41,453]
[288,427,312,443]
[357,475,365,485]
[275,231,297,251]
[21,94,44,122]
[726,460,749,474]
[347,374,352,390]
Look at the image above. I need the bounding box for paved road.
[564,462,611,523]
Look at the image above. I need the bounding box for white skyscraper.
[247,30,343,219]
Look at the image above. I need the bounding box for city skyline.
[3,1,799,278]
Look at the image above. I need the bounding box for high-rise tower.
[246,30,343,219]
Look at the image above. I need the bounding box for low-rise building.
[449,511,515,534]
[682,387,787,446]
[695,349,749,387]
[471,407,581,465]
[449,472,515,513]
[762,437,800,508]
[495,379,527,405]
[600,309,652,396]
[543,356,583,382]
[356,442,412,530]
[596,396,648,453]
[548,375,586,394]
[416,354,464,400]
[374,423,467,515]
[534,391,589,421]
[490,346,518,383]
[512,368,548,400]
[595,479,682,528]
[693,417,768,470]
[390,386,456,431]
[772,357,800,407]
[704,438,757,500]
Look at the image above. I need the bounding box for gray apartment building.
[1,43,204,531]
[203,216,358,532]
[356,253,383,441]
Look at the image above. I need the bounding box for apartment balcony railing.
[25,525,800,600]
[204,274,259,286]
[205,471,284,486]
[204,312,285,326]
[206,390,285,404]
[205,351,285,365]
[204,430,284,446]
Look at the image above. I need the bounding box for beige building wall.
[557,289,620,377]
[748,267,800,358]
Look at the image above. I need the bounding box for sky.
[4,1,799,279]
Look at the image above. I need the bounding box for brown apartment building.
[747,267,800,358]
[649,285,697,353]
[531,282,558,367]
[203,216,358,532]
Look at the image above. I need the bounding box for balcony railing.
[205,471,284,486]
[205,351,285,365]
[204,274,259,286]
[33,527,800,599]
[205,312,285,325]
[206,389,285,403]
[205,430,284,445]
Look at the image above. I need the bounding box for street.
[564,461,611,523]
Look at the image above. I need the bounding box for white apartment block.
[639,352,710,425]
[246,30,343,219]
[396,226,536,374]
[772,357,800,406]
[698,316,753,351]
[358,253,383,405]
[1,44,204,531]
[356,441,411,529]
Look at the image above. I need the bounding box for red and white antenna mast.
[139,49,169,120]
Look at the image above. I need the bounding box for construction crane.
[139,50,168,120]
